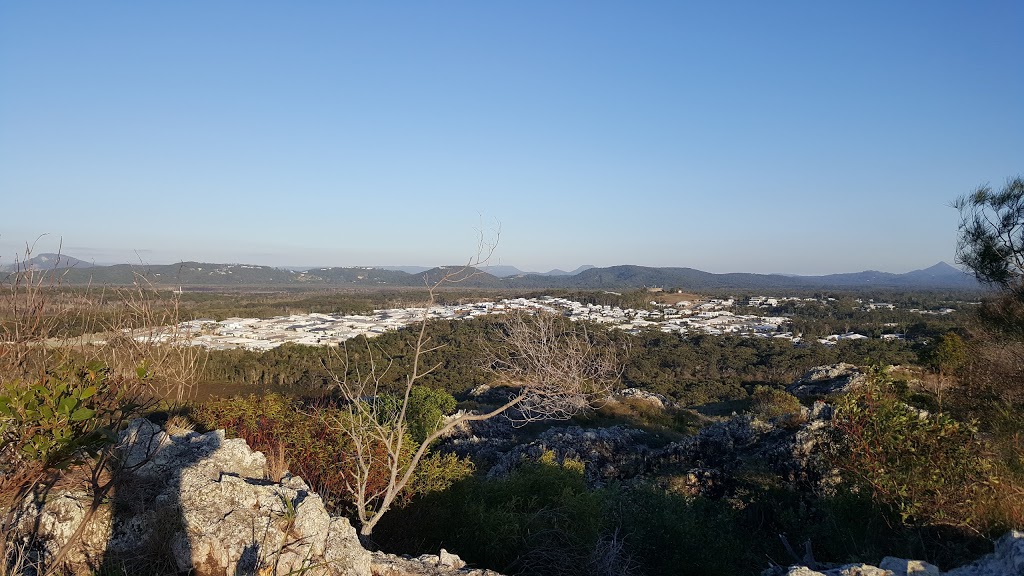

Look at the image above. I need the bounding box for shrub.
[830,376,1003,530]
[749,385,803,424]
[373,386,457,444]
[0,363,135,470]
[191,394,473,515]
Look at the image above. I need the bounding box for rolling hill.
[4,257,981,291]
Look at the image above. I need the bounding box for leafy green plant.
[830,375,998,529]
[372,386,457,445]
[0,363,125,469]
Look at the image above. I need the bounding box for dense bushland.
[197,317,921,408]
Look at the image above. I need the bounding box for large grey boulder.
[786,363,867,399]
[14,418,371,576]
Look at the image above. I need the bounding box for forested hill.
[7,258,980,291]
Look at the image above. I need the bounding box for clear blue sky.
[1,2,1021,274]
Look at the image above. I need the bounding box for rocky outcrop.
[13,418,371,576]
[484,425,652,486]
[448,391,837,497]
[615,388,673,409]
[945,530,1024,575]
[649,407,837,498]
[786,363,867,399]
[770,531,1024,576]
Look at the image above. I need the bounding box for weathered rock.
[651,410,838,499]
[770,531,1024,576]
[615,388,672,409]
[14,418,371,576]
[945,530,1024,575]
[778,565,892,576]
[370,550,503,576]
[484,425,651,486]
[786,363,867,399]
[879,557,940,575]
[12,489,113,570]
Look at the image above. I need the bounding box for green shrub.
[0,362,136,472]
[373,385,457,444]
[830,376,1001,529]
[749,385,803,423]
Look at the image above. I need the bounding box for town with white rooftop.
[144,295,955,352]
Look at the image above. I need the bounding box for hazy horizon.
[1,3,1021,275]
[0,240,962,278]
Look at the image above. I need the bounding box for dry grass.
[649,292,703,306]
[163,414,195,436]
[265,441,289,484]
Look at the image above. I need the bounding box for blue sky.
[1,2,1021,274]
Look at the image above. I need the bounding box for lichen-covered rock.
[878,557,940,575]
[12,489,114,569]
[651,410,838,499]
[779,565,892,576]
[14,418,371,576]
[615,388,672,409]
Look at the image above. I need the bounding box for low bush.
[749,385,803,424]
[190,393,473,516]
[829,375,1012,532]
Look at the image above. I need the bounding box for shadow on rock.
[16,418,369,576]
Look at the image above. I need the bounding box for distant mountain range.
[479,265,596,277]
[375,265,597,277]
[0,253,95,272]
[1,256,981,291]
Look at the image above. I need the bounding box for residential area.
[135,293,949,351]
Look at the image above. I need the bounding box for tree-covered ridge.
[9,260,981,290]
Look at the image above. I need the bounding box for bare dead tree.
[329,234,620,536]
[485,311,619,424]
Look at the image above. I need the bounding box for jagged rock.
[770,531,1024,576]
[438,549,466,569]
[651,409,837,499]
[370,550,503,576]
[778,565,892,576]
[12,490,113,570]
[945,530,1024,575]
[13,418,371,576]
[786,363,867,399]
[484,425,651,486]
[615,388,671,409]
